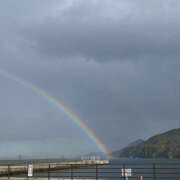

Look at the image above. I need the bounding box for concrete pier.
[0,160,109,178]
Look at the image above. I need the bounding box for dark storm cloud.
[0,0,180,157]
[16,0,180,149]
[25,0,180,61]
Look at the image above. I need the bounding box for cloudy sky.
[0,0,180,158]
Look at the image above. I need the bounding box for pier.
[0,160,109,179]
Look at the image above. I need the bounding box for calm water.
[34,158,180,180]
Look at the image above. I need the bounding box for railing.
[0,162,180,179]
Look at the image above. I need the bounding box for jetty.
[0,160,109,178]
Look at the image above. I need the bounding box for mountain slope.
[112,128,180,159]
[112,139,144,157]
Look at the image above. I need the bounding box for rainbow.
[0,69,111,156]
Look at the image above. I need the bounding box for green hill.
[113,128,180,159]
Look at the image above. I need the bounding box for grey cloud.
[23,0,180,61]
[0,0,180,156]
[16,58,180,150]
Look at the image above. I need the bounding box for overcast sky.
[0,0,180,158]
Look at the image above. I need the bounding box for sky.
[0,0,180,158]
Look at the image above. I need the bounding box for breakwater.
[0,160,109,178]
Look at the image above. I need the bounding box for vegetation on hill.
[112,128,180,159]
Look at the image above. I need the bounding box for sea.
[33,158,180,180]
